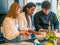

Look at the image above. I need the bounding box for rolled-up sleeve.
[53,14,59,29]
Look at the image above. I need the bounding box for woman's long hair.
[6,2,20,19]
[23,2,36,14]
[22,2,36,26]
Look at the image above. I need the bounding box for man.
[34,1,59,32]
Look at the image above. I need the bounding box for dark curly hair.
[22,2,36,14]
[22,2,36,27]
[41,1,51,9]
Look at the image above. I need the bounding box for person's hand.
[39,29,48,33]
[19,30,30,37]
[28,30,40,35]
[24,31,30,36]
[19,31,25,35]
[53,29,58,33]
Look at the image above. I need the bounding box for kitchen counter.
[0,38,60,45]
[0,42,33,45]
[0,29,60,45]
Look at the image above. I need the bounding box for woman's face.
[16,7,21,15]
[27,7,36,15]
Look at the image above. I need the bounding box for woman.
[18,2,39,40]
[2,2,28,42]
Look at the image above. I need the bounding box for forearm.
[54,29,58,32]
[28,30,39,35]
[19,30,30,36]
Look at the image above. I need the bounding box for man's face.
[27,7,36,15]
[42,8,50,15]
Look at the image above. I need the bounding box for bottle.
[48,21,51,34]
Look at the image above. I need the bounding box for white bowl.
[56,33,60,37]
[35,32,46,40]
